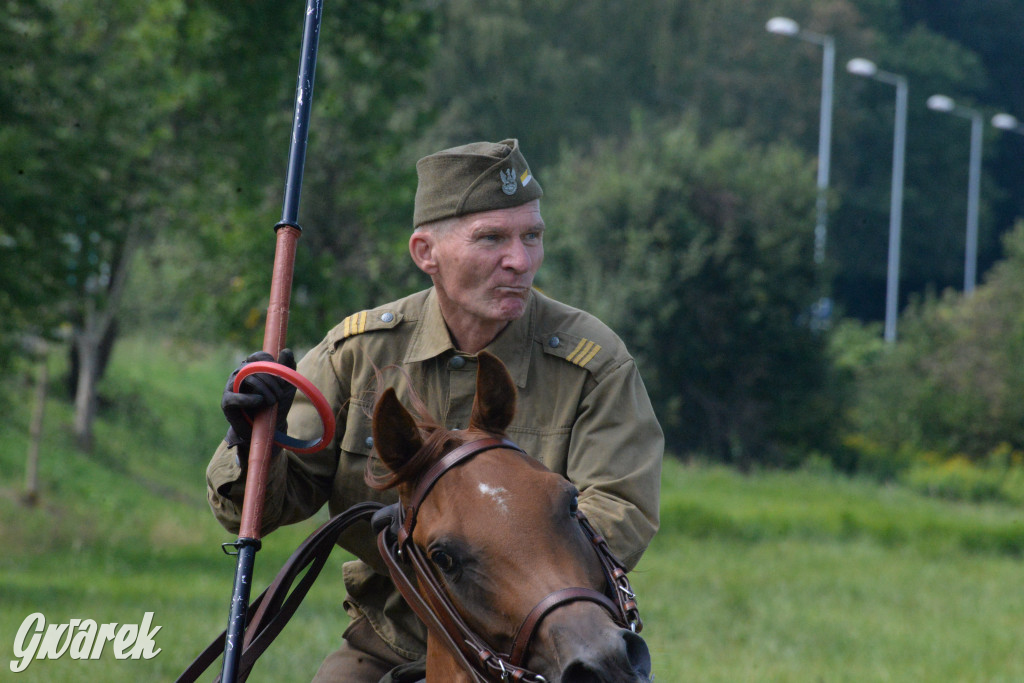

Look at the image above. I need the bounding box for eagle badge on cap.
[500,168,517,195]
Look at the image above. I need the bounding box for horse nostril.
[560,660,602,683]
[623,629,652,678]
[558,631,652,683]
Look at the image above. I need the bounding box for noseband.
[376,438,642,683]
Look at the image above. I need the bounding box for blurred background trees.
[4,0,1024,469]
[539,120,840,465]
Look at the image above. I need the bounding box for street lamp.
[993,113,1024,135]
[847,58,908,343]
[927,94,983,294]
[766,16,835,267]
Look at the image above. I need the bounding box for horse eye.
[430,549,457,573]
[569,494,579,517]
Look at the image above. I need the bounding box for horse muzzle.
[536,605,652,683]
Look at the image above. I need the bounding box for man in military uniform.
[207,139,664,681]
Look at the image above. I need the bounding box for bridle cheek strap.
[397,437,522,547]
[508,587,622,668]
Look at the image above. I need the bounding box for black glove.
[371,502,402,546]
[381,656,427,683]
[221,349,297,455]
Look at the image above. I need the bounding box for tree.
[1,1,193,445]
[539,118,843,464]
[139,0,438,349]
[34,1,202,450]
[416,0,687,169]
[0,1,69,378]
[0,1,437,449]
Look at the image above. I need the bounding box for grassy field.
[2,337,1024,681]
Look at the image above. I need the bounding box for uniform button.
[364,436,374,449]
[380,312,394,323]
[549,336,561,348]
[449,355,466,370]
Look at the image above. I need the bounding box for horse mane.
[362,363,491,492]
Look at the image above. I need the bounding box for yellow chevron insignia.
[332,309,400,347]
[342,310,368,338]
[566,338,601,368]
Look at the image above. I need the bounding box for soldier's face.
[419,200,545,325]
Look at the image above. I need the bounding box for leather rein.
[375,437,642,683]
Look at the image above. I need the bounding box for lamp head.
[927,95,955,112]
[992,113,1019,131]
[846,58,878,77]
[766,17,800,36]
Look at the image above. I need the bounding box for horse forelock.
[391,424,510,491]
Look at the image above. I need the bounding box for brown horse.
[369,352,652,683]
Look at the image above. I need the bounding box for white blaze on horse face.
[477,481,510,515]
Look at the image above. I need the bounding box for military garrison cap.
[413,138,543,227]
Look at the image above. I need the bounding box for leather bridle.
[375,437,642,683]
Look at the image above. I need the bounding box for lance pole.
[220,2,324,681]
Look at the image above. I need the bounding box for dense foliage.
[130,0,437,347]
[0,1,63,359]
[540,120,842,463]
[842,220,1024,465]
[1,0,435,443]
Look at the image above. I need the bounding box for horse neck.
[426,635,476,683]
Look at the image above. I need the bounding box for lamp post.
[847,58,908,343]
[766,17,835,267]
[927,94,983,294]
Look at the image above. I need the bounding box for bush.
[840,220,1024,464]
[836,433,916,481]
[540,117,845,465]
[899,445,1024,506]
[902,456,1006,503]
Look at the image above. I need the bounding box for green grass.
[1,338,353,681]
[3,337,1024,681]
[635,462,1024,682]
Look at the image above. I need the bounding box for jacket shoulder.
[532,291,632,379]
[325,290,428,348]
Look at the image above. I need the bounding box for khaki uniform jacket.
[207,287,663,659]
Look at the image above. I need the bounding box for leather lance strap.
[177,502,383,683]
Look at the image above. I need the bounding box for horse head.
[370,352,652,683]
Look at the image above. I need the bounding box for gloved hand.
[221,349,297,456]
[371,502,402,546]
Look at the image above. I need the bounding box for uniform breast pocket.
[333,403,387,507]
[331,403,396,564]
[340,401,376,457]
[505,425,572,476]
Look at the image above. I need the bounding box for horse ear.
[469,352,516,434]
[372,388,424,472]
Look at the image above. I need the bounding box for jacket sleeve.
[569,359,663,570]
[205,337,346,535]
